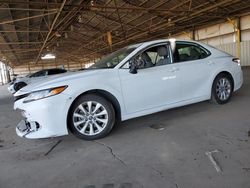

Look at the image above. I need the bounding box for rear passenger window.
[173,43,210,63]
[48,69,67,75]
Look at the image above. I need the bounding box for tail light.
[232,58,240,66]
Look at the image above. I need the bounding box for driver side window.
[130,44,171,69]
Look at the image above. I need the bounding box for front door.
[118,44,182,114]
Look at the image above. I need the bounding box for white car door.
[173,42,212,101]
[118,44,182,114]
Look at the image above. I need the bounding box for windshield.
[29,70,47,77]
[89,46,136,69]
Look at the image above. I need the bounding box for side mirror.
[129,60,138,74]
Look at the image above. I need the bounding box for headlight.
[23,86,67,103]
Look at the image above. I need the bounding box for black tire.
[68,94,115,140]
[14,82,27,92]
[211,73,233,104]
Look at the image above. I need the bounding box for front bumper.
[8,84,16,94]
[16,120,40,138]
[14,93,73,139]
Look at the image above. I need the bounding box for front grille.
[14,93,29,102]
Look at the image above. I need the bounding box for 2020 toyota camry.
[13,39,243,140]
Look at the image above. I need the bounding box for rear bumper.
[234,68,243,91]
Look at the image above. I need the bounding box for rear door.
[172,41,212,100]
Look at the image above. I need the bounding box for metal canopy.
[0,0,250,67]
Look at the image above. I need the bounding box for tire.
[14,82,27,92]
[211,73,233,104]
[68,94,115,140]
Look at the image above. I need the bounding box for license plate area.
[17,120,30,132]
[16,120,40,137]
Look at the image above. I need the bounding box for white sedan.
[8,68,67,94]
[14,39,243,140]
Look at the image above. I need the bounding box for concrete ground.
[0,69,250,188]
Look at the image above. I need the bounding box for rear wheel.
[211,74,233,104]
[68,94,115,140]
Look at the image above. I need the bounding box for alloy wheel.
[73,101,108,136]
[216,77,231,101]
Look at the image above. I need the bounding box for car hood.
[14,69,110,96]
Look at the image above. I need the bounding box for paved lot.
[0,68,250,188]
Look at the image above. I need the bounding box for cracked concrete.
[149,166,164,179]
[0,68,250,188]
[93,140,127,166]
[44,140,62,156]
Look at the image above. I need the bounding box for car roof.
[133,38,201,46]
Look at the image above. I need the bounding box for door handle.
[168,67,180,72]
[208,61,215,65]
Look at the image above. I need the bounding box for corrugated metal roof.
[0,0,250,66]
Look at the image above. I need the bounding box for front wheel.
[68,94,115,140]
[14,82,27,92]
[211,74,233,104]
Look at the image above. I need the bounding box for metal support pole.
[227,17,241,58]
[0,62,3,85]
[236,17,241,59]
[192,27,195,40]
[0,63,7,84]
[6,66,10,83]
[55,58,57,68]
[28,63,31,73]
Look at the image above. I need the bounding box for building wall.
[174,14,250,66]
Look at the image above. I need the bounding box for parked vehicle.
[13,39,243,140]
[8,68,67,94]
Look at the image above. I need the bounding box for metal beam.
[73,0,188,55]
[0,1,192,13]
[43,0,90,51]
[0,11,57,25]
[0,30,49,33]
[79,0,238,58]
[0,7,58,12]
[114,0,126,40]
[2,49,39,54]
[1,48,39,52]
[34,0,67,63]
[0,42,43,44]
